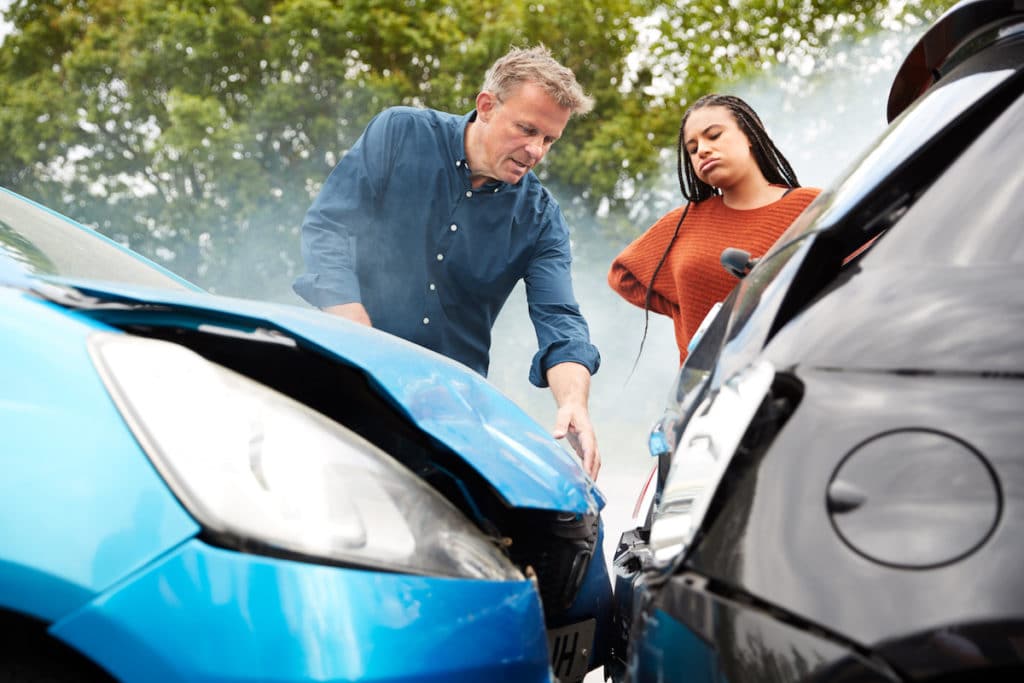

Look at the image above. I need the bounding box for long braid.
[631,202,690,377]
[633,93,800,370]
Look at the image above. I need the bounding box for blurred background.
[0,0,951,658]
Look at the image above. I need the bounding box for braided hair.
[631,94,801,373]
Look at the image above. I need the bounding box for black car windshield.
[0,189,189,290]
[762,61,1018,265]
[865,89,1024,268]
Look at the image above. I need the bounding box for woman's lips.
[699,158,719,174]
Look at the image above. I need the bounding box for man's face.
[470,82,571,186]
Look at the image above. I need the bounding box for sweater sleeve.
[607,207,685,318]
[607,255,676,316]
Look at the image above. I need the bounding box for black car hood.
[765,262,1024,375]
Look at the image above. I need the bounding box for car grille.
[507,509,599,616]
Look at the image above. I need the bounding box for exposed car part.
[88,332,523,581]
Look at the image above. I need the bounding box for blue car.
[0,186,612,682]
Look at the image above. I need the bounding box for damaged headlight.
[88,333,522,581]
[649,360,775,564]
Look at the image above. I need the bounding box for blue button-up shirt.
[293,106,600,387]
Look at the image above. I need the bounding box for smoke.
[189,26,927,548]
[187,26,927,526]
[486,26,926,523]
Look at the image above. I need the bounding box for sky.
[0,1,11,42]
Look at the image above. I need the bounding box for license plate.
[546,618,596,682]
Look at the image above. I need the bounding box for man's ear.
[476,91,498,121]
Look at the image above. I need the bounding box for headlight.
[649,360,775,564]
[88,333,522,581]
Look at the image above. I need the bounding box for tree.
[0,0,950,298]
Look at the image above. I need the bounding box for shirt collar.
[453,109,475,166]
[454,109,506,191]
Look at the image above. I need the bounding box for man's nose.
[525,141,545,160]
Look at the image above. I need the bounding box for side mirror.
[720,247,759,279]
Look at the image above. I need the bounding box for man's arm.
[293,110,396,314]
[523,205,602,479]
[323,302,372,326]
[547,361,600,480]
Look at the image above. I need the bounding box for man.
[293,45,601,479]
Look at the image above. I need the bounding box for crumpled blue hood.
[35,277,604,515]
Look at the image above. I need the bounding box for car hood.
[23,275,603,515]
[704,228,1024,389]
[767,262,1024,374]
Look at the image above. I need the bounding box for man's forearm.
[547,361,591,408]
[323,302,372,326]
[546,361,600,480]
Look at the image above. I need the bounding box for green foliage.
[0,0,952,297]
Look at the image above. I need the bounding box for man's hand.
[553,402,600,480]
[323,302,372,327]
[547,362,600,480]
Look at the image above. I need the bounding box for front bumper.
[51,539,553,682]
[611,547,898,683]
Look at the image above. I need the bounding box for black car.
[611,1,1024,681]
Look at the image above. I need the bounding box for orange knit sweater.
[608,187,820,365]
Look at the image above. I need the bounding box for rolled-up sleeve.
[293,111,394,309]
[525,209,600,387]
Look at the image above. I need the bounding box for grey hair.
[482,45,594,116]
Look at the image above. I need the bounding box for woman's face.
[683,105,759,191]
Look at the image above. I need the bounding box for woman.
[608,94,820,365]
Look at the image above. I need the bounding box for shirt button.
[465,191,472,198]
[423,317,430,325]
[436,253,444,261]
[493,187,499,193]
[429,283,436,291]
[450,224,458,232]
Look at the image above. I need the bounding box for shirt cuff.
[529,339,601,388]
[292,272,362,309]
